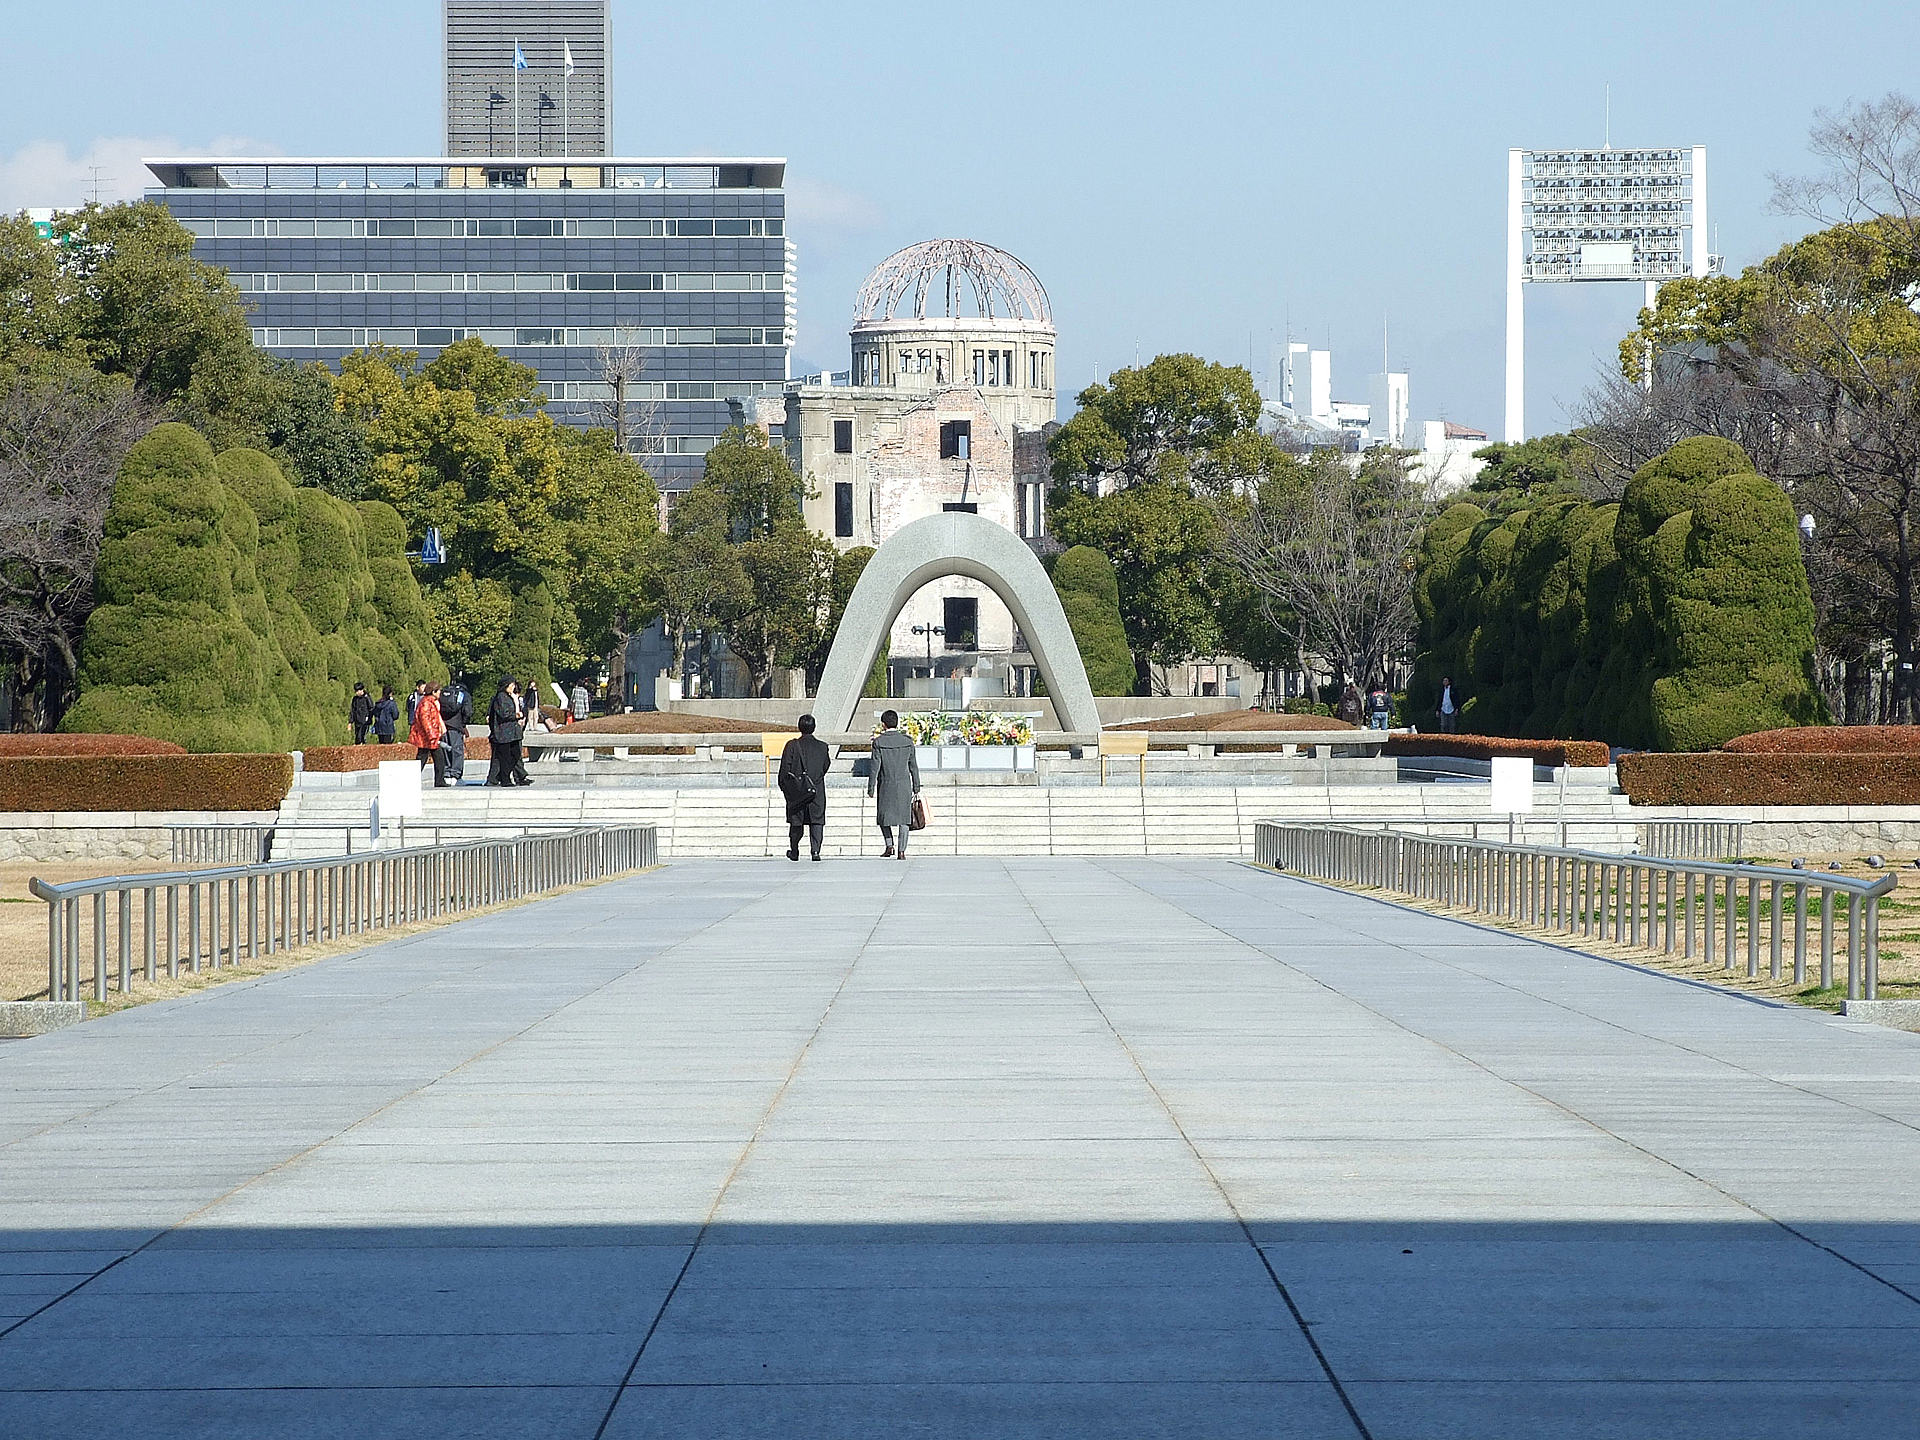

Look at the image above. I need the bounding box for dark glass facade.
[147,159,791,489]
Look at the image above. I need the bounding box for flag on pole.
[513,42,529,70]
[563,41,575,77]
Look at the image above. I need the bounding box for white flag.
[563,41,575,77]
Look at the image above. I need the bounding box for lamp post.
[911,624,944,670]
[486,91,506,155]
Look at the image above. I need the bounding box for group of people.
[1333,677,1463,732]
[776,709,922,862]
[345,675,570,788]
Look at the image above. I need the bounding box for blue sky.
[4,1,1916,436]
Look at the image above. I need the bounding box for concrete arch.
[813,511,1102,735]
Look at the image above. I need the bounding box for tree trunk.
[1843,655,1873,724]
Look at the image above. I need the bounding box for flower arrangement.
[880,711,1034,746]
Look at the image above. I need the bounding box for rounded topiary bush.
[1051,546,1135,696]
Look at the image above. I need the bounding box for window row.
[180,216,782,239]
[252,326,785,349]
[169,163,765,192]
[230,271,787,293]
[540,380,789,402]
[852,347,1051,390]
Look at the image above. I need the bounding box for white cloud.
[784,175,884,234]
[0,135,282,215]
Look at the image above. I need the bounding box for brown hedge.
[1618,752,1920,806]
[0,734,186,756]
[1723,726,1920,754]
[0,753,295,812]
[1384,733,1612,768]
[305,739,492,772]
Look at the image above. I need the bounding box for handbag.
[909,795,929,832]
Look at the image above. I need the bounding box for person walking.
[411,680,449,788]
[488,677,525,786]
[349,683,373,745]
[570,682,590,723]
[868,709,921,860]
[373,685,400,744]
[514,683,543,784]
[440,674,471,783]
[406,680,426,728]
[1367,683,1392,731]
[777,714,832,862]
[1336,682,1364,727]
[1437,676,1460,733]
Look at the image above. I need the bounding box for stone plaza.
[3,854,1918,1437]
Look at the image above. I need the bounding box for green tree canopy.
[1048,354,1265,491]
[1049,546,1135,696]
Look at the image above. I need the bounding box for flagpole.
[512,39,520,157]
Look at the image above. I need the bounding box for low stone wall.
[0,812,278,862]
[1645,806,1920,857]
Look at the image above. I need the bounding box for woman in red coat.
[410,680,449,788]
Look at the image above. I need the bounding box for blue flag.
[513,43,528,70]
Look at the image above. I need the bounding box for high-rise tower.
[444,1,611,157]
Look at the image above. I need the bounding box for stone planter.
[913,745,1036,772]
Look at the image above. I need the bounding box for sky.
[4,1,1917,437]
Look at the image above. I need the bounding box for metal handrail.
[30,825,658,1004]
[1254,822,1893,1000]
[166,820,614,864]
[1262,816,1741,860]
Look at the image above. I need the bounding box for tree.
[0,362,153,730]
[1049,547,1135,695]
[548,426,660,689]
[259,358,371,499]
[1621,94,1920,720]
[1216,448,1427,691]
[1048,354,1264,493]
[654,427,835,697]
[1409,438,1822,748]
[1466,434,1591,509]
[797,545,875,693]
[1047,479,1227,693]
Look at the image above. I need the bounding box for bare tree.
[0,368,154,729]
[1216,449,1428,689]
[590,343,665,457]
[1771,92,1920,236]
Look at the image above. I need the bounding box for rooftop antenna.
[87,166,112,204]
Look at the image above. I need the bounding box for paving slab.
[3,855,1920,1438]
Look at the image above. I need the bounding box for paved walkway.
[3,857,1919,1438]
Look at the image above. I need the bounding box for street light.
[1800,513,1816,540]
[910,624,944,669]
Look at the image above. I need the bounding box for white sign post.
[376,759,424,848]
[1490,755,1534,845]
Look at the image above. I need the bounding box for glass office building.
[145,157,793,490]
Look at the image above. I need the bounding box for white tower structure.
[1504,144,1710,442]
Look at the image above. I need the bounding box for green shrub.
[1410,437,1822,750]
[488,578,554,703]
[1051,546,1135,696]
[64,426,444,751]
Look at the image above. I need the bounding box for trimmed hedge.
[1385,733,1611,768]
[0,734,185,756]
[1411,437,1823,750]
[1618,752,1920,806]
[1051,547,1136,696]
[0,753,295,812]
[1724,726,1920,754]
[305,738,492,771]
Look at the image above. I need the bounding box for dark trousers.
[353,722,370,745]
[489,739,523,785]
[1437,712,1458,733]
[417,745,447,787]
[788,821,823,856]
[443,729,466,780]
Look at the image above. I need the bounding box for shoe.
[433,782,450,788]
[896,852,908,861]
[787,847,799,861]
[882,845,894,858]
[811,853,822,862]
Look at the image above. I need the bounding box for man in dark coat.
[349,683,373,745]
[777,713,832,862]
[373,685,400,744]
[440,675,471,782]
[488,677,526,786]
[868,709,921,859]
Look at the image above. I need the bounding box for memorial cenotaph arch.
[811,510,1102,736]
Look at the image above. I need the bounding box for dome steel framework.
[852,239,1052,326]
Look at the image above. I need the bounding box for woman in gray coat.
[867,709,921,859]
